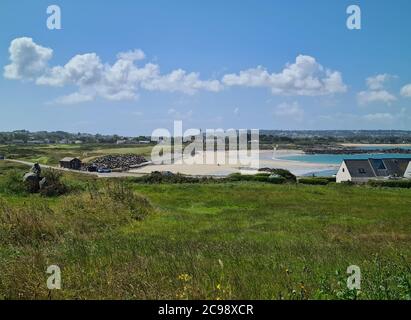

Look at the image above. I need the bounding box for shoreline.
[130,149,338,177]
[341,143,411,147]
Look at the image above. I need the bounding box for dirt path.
[5,159,145,178]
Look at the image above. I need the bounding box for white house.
[336,158,411,183]
[336,160,352,183]
[405,161,411,179]
[336,159,375,183]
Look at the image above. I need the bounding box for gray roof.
[381,158,411,177]
[60,157,80,162]
[344,159,376,178]
[344,158,411,178]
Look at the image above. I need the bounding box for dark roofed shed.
[59,157,82,170]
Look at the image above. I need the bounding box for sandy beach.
[129,150,338,177]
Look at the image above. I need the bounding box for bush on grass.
[100,181,154,220]
[226,173,286,184]
[259,168,297,182]
[298,177,330,185]
[0,170,27,195]
[368,179,411,189]
[133,171,220,184]
[39,169,68,197]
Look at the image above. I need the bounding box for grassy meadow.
[0,159,410,300]
[0,143,154,165]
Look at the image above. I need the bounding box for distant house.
[0,155,4,160]
[28,140,44,144]
[59,157,82,170]
[11,139,25,144]
[405,162,411,179]
[336,158,411,183]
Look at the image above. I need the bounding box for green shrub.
[341,180,355,186]
[101,181,154,220]
[0,170,27,195]
[226,173,243,181]
[259,168,296,182]
[133,171,203,184]
[253,175,270,182]
[226,173,286,184]
[368,179,411,189]
[254,173,271,177]
[267,176,287,184]
[0,200,59,245]
[39,169,68,197]
[227,173,255,182]
[298,177,330,185]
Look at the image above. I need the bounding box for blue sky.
[1,0,411,135]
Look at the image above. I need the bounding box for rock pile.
[90,154,148,170]
[23,163,46,192]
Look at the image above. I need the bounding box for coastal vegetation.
[0,143,153,166]
[0,160,410,300]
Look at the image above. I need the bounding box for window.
[342,168,345,172]
[358,168,366,174]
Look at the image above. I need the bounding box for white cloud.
[37,53,104,87]
[400,84,411,97]
[233,107,240,115]
[366,74,394,90]
[5,37,222,104]
[53,92,95,105]
[4,37,53,80]
[223,55,347,96]
[357,74,397,105]
[363,113,395,122]
[141,69,222,94]
[274,102,304,121]
[116,49,145,61]
[4,39,349,105]
[357,90,397,106]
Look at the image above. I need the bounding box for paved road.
[4,159,145,178]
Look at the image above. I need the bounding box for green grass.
[0,161,410,300]
[0,143,154,165]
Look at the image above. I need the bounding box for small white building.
[336,159,375,183]
[336,158,411,183]
[405,162,411,179]
[336,160,352,183]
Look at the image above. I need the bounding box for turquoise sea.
[353,146,411,151]
[277,150,411,177]
[279,153,411,165]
